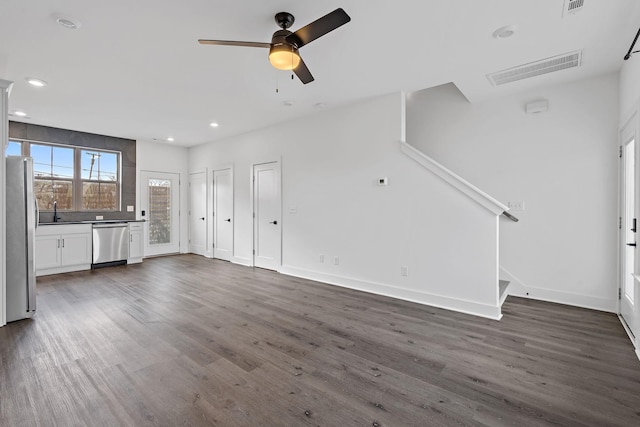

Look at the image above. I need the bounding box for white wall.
[189,93,505,319]
[620,55,640,122]
[0,79,12,327]
[136,140,189,254]
[407,74,620,312]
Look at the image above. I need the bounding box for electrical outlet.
[401,266,409,277]
[96,215,104,220]
[333,256,340,266]
[508,201,525,211]
[319,254,325,263]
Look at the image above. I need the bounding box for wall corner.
[0,79,14,327]
[400,91,407,142]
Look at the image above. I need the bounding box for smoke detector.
[493,25,517,40]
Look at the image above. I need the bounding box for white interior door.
[253,162,281,270]
[140,171,180,257]
[213,168,233,261]
[621,116,638,341]
[189,170,207,256]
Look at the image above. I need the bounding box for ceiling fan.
[198,8,351,84]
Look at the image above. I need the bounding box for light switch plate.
[127,205,134,212]
[96,215,104,220]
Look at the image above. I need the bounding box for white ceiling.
[2,1,640,147]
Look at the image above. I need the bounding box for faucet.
[53,200,60,222]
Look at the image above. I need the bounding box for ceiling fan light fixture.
[269,44,300,70]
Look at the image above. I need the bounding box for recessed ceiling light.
[314,102,327,108]
[166,137,175,142]
[26,78,47,87]
[282,100,294,107]
[13,111,27,117]
[54,14,81,30]
[493,25,517,39]
[209,122,219,128]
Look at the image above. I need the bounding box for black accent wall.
[9,121,136,223]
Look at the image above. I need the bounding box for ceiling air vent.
[563,0,585,16]
[486,50,582,86]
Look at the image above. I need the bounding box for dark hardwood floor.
[1,254,639,426]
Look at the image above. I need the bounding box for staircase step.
[499,280,510,306]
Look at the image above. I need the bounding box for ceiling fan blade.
[198,40,271,48]
[293,57,314,84]
[285,8,351,48]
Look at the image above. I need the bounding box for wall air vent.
[563,0,585,16]
[486,50,582,86]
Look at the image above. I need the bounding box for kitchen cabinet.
[128,222,144,263]
[36,224,92,276]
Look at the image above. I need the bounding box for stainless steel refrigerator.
[6,156,37,322]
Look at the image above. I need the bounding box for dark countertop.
[39,219,145,226]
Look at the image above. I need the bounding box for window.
[5,140,22,156]
[31,144,74,210]
[81,150,119,210]
[8,139,121,211]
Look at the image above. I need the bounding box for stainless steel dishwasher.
[92,222,129,266]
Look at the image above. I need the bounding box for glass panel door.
[148,178,172,245]
[140,171,180,256]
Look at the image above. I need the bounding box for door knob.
[269,220,278,225]
[627,242,636,247]
[225,218,231,222]
[199,217,205,220]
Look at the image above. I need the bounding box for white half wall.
[136,140,189,254]
[407,74,620,312]
[189,92,503,319]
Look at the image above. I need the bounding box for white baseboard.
[279,265,502,320]
[231,256,253,267]
[499,266,617,313]
[36,263,92,277]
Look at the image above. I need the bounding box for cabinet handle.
[130,234,132,242]
[57,239,60,248]
[62,239,65,248]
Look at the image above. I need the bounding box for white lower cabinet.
[128,222,144,263]
[36,224,92,276]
